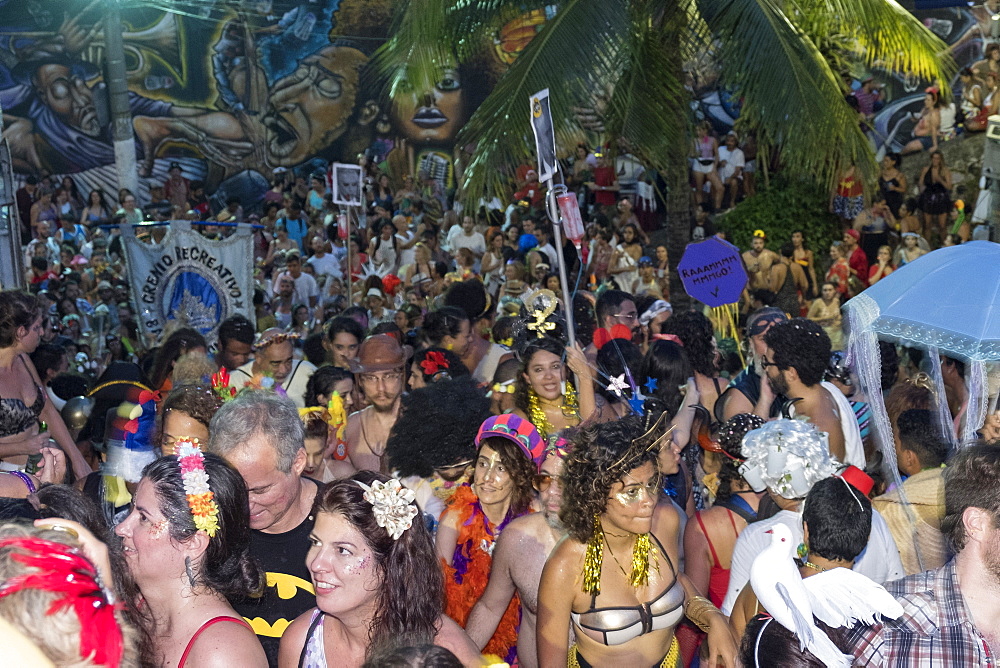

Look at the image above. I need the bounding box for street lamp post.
[104,0,140,199]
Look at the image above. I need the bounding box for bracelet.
[685,594,721,633]
[8,471,36,495]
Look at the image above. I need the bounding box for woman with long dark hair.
[512,337,596,441]
[278,471,482,667]
[0,290,91,479]
[148,328,207,393]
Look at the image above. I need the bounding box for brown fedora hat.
[349,334,413,373]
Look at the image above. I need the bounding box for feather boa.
[441,485,522,663]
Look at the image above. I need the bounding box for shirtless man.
[742,230,779,291]
[759,318,865,468]
[465,443,570,667]
[344,334,410,472]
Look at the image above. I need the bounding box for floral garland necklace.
[527,381,579,440]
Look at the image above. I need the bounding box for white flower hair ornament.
[356,478,419,540]
[739,419,840,499]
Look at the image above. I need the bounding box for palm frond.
[797,0,955,86]
[699,0,877,187]
[604,1,689,173]
[456,0,632,204]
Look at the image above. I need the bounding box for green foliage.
[720,177,841,272]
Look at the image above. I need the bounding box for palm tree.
[378,0,951,304]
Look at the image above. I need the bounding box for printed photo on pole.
[332,162,363,205]
[529,88,558,183]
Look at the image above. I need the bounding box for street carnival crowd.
[3,83,1000,667]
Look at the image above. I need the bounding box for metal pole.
[104,0,140,199]
[0,98,23,289]
[545,183,576,348]
[347,207,354,302]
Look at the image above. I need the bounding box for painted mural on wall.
[0,0,534,212]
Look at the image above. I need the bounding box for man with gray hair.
[209,390,317,666]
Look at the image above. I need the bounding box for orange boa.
[441,485,521,662]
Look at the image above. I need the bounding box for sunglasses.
[532,473,559,492]
[760,357,779,369]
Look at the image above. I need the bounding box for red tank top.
[178,616,254,668]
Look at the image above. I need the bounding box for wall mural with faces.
[0,0,529,214]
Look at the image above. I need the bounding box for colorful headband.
[545,436,572,459]
[651,333,684,346]
[253,331,300,351]
[356,478,418,540]
[420,350,450,377]
[0,536,124,668]
[176,440,220,538]
[488,380,516,396]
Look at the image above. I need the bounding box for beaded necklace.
[527,381,579,440]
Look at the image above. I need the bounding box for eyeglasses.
[613,312,638,323]
[760,357,779,369]
[359,371,403,385]
[532,473,560,492]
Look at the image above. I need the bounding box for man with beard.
[465,440,570,668]
[760,318,865,467]
[715,307,787,421]
[229,328,316,408]
[344,334,411,472]
[850,445,1000,666]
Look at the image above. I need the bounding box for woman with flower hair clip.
[409,347,469,391]
[277,471,482,668]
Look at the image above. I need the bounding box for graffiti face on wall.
[0,0,520,209]
[263,45,367,165]
[389,63,467,146]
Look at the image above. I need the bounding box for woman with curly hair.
[537,415,738,668]
[512,337,597,441]
[660,311,723,418]
[437,414,545,664]
[409,347,469,391]
[678,414,765,663]
[278,471,482,667]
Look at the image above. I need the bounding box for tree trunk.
[664,159,692,311]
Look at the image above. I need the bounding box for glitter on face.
[149,519,168,539]
[344,554,371,575]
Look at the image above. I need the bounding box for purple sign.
[677,238,748,307]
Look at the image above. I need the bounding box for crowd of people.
[2,79,1000,666]
[1,189,999,668]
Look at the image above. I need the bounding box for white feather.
[749,524,862,668]
[802,568,905,628]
